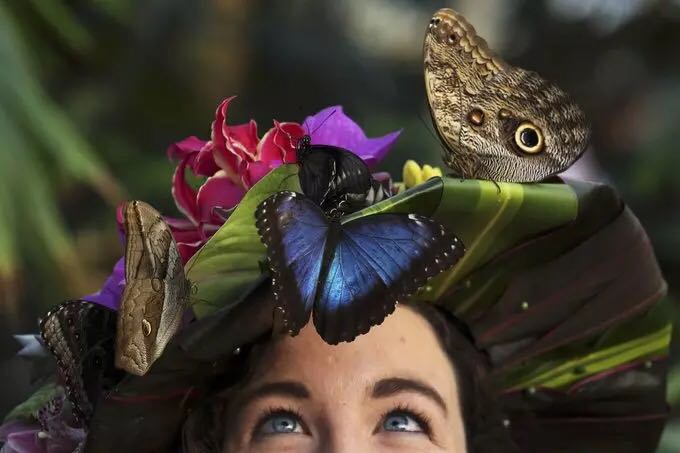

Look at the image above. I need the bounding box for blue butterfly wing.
[313,213,465,344]
[255,191,329,335]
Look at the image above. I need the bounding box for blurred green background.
[0,0,678,450]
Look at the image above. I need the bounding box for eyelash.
[379,403,433,437]
[251,403,433,438]
[252,406,306,437]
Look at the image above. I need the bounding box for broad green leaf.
[496,297,673,391]
[187,165,301,318]
[666,364,680,407]
[3,383,61,423]
[427,179,578,302]
[348,178,578,303]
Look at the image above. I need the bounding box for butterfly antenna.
[309,108,338,138]
[276,171,300,192]
[417,110,444,150]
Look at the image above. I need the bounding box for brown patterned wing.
[423,8,590,182]
[115,200,190,376]
[40,300,122,424]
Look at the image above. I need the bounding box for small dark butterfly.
[255,191,465,344]
[39,299,123,424]
[295,135,391,217]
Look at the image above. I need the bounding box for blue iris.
[259,413,302,435]
[383,412,424,433]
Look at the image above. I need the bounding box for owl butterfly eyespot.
[423,8,590,182]
[515,122,544,154]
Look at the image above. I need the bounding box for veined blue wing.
[255,191,329,335]
[313,213,465,344]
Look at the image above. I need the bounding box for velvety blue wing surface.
[313,213,465,344]
[255,191,329,334]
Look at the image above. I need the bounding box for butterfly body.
[39,300,121,424]
[296,135,390,217]
[256,191,464,344]
[423,8,590,182]
[116,200,190,376]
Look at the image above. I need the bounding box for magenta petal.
[166,136,206,160]
[302,106,401,168]
[243,161,274,188]
[193,142,220,176]
[171,155,200,225]
[177,241,203,264]
[196,175,246,224]
[163,216,195,231]
[257,127,283,163]
[82,257,125,310]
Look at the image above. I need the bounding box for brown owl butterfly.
[115,200,190,376]
[39,299,123,424]
[423,8,590,182]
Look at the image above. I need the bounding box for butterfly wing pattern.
[423,8,589,182]
[315,213,464,343]
[297,138,378,216]
[255,191,329,335]
[116,200,190,376]
[296,146,336,207]
[39,300,121,424]
[256,191,465,344]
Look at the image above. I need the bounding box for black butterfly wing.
[299,145,372,211]
[39,300,120,424]
[313,214,465,344]
[255,191,330,335]
[297,150,335,206]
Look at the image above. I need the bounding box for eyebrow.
[372,377,448,415]
[239,380,311,405]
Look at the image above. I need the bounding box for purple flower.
[0,421,42,453]
[81,257,125,310]
[0,393,85,453]
[79,102,402,312]
[302,105,401,169]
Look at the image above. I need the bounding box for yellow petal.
[403,160,423,188]
[422,164,443,180]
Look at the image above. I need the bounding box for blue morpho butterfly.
[255,191,465,344]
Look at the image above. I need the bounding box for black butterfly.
[39,300,123,424]
[256,191,465,344]
[295,135,391,217]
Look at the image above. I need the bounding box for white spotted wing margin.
[255,190,465,345]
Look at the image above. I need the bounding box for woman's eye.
[256,411,305,436]
[381,411,425,433]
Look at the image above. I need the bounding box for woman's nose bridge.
[314,401,374,453]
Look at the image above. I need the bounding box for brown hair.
[182,302,519,452]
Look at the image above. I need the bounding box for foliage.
[0,2,120,310]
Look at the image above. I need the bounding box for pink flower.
[159,96,402,264]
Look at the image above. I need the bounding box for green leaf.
[347,178,578,304]
[427,179,578,302]
[26,0,94,53]
[3,383,61,423]
[188,174,580,319]
[187,165,301,318]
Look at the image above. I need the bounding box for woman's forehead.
[246,305,460,402]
